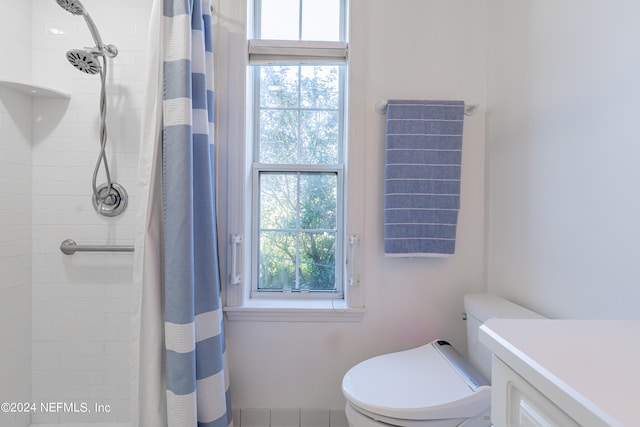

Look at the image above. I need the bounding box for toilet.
[341,293,544,427]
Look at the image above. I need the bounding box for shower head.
[66,49,101,74]
[55,0,86,16]
[54,0,118,70]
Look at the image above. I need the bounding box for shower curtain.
[132,0,232,426]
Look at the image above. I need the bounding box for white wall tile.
[0,0,31,82]
[329,410,348,427]
[271,409,300,427]
[301,409,330,427]
[0,5,32,424]
[241,409,271,427]
[28,0,153,423]
[235,408,338,427]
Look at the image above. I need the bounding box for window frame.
[244,0,349,302]
[249,63,347,299]
[250,165,345,300]
[221,0,365,321]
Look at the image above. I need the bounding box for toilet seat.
[342,341,491,423]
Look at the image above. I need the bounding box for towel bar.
[375,100,478,116]
[60,239,134,255]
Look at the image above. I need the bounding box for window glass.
[258,172,338,291]
[258,64,342,165]
[259,0,300,40]
[301,0,341,41]
[300,66,340,109]
[259,0,342,41]
[249,0,346,300]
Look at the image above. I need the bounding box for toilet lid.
[342,341,491,421]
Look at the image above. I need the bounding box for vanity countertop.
[479,319,640,427]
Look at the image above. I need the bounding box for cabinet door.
[491,356,579,427]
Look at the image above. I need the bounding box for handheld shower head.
[54,0,126,217]
[55,0,86,15]
[54,0,118,69]
[66,49,101,74]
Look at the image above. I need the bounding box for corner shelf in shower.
[0,80,70,99]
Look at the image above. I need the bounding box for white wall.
[486,1,640,319]
[220,0,488,411]
[0,90,32,427]
[0,1,32,426]
[0,0,150,423]
[28,0,150,423]
[3,0,638,421]
[0,0,32,83]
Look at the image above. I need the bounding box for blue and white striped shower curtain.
[132,1,232,426]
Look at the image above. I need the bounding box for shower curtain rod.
[375,100,479,116]
[59,239,134,255]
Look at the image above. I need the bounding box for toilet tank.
[464,293,544,382]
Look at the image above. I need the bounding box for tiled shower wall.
[28,0,151,424]
[0,89,33,427]
[0,2,33,427]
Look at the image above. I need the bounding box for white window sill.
[224,299,365,322]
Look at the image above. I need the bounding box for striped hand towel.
[384,100,465,256]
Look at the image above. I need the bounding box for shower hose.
[92,54,113,208]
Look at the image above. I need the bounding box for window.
[256,0,344,41]
[249,0,347,300]
[222,0,363,320]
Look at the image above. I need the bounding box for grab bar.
[348,234,360,287]
[60,238,134,255]
[230,234,242,285]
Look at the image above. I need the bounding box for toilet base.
[345,401,477,427]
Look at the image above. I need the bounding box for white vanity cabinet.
[490,354,579,426]
[479,319,640,427]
